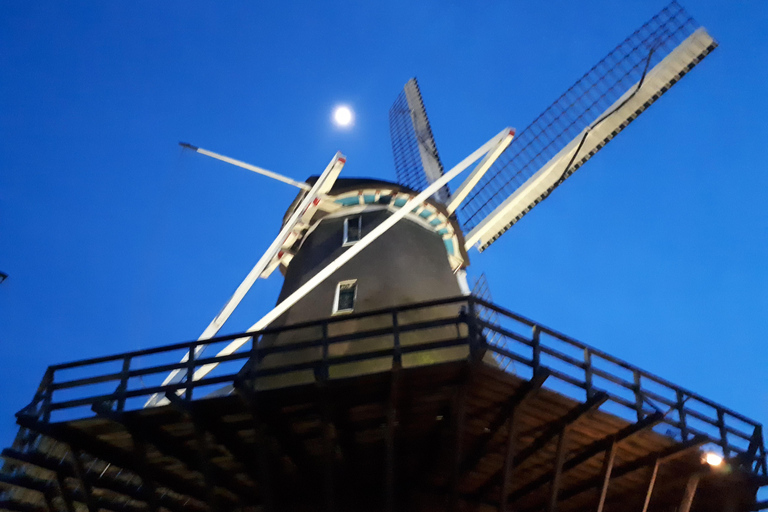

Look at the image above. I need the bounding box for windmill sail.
[389,78,451,204]
[458,2,717,251]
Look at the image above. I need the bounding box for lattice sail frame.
[389,78,451,204]
[458,2,716,251]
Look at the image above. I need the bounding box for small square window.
[343,216,362,246]
[333,280,357,314]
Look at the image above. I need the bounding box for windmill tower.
[2,4,766,512]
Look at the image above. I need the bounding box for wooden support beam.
[0,499,48,512]
[641,458,660,512]
[547,428,569,512]
[15,414,210,505]
[0,471,144,512]
[2,448,195,512]
[499,408,518,512]
[320,385,335,512]
[0,472,57,501]
[459,371,550,479]
[471,392,608,501]
[67,449,97,512]
[163,391,269,509]
[385,366,401,512]
[90,402,254,506]
[679,473,701,512]
[133,439,159,512]
[405,395,456,502]
[554,435,708,506]
[54,471,75,512]
[449,369,470,512]
[41,488,55,512]
[595,439,617,512]
[233,381,317,484]
[230,384,278,512]
[194,422,222,512]
[507,411,664,503]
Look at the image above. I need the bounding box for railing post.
[249,334,260,383]
[41,368,54,423]
[532,325,541,371]
[185,343,196,402]
[676,390,688,441]
[116,356,131,412]
[747,425,767,475]
[633,370,644,421]
[392,312,401,370]
[717,409,730,458]
[583,349,594,399]
[467,298,481,361]
[756,426,768,475]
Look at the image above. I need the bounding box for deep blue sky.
[1,1,766,449]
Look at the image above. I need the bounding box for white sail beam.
[465,28,716,251]
[146,152,346,406]
[446,129,515,214]
[180,142,312,190]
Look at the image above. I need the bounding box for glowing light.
[333,105,354,127]
[704,452,724,466]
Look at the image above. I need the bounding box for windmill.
[3,4,765,512]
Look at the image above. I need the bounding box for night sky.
[1,1,766,452]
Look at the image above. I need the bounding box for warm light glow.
[333,105,354,127]
[704,452,724,466]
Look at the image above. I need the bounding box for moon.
[333,105,354,127]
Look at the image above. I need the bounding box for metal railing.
[17,295,767,476]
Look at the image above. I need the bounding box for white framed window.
[343,216,362,246]
[333,280,357,314]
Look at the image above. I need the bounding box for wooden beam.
[163,391,270,509]
[471,392,608,500]
[499,408,519,512]
[449,368,471,512]
[595,439,617,512]
[547,428,569,512]
[641,458,660,512]
[90,402,254,506]
[385,368,401,512]
[41,488,55,512]
[320,385,335,512]
[507,411,664,503]
[133,439,159,512]
[231,385,278,512]
[679,473,701,512]
[0,499,48,512]
[459,371,550,479]
[15,414,210,505]
[0,471,144,512]
[554,435,708,506]
[405,395,456,502]
[194,421,222,512]
[54,471,75,512]
[0,472,57,501]
[2,448,195,512]
[234,381,317,486]
[68,448,97,512]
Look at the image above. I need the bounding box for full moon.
[333,105,354,127]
